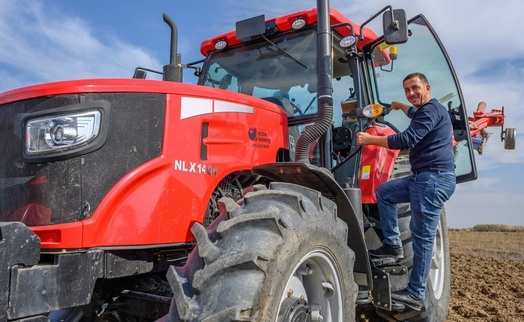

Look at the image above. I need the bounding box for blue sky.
[1,0,522,228]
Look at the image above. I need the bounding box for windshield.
[201,29,320,118]
[368,15,475,181]
[201,28,354,126]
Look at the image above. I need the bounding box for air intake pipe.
[294,0,333,164]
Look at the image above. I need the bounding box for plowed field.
[446,231,524,322]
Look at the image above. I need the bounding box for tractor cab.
[197,7,478,185]
[198,8,368,165]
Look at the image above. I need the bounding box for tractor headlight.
[26,111,101,155]
[339,36,357,48]
[23,101,110,162]
[291,17,307,30]
[215,39,227,50]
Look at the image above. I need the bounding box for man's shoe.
[391,289,423,311]
[369,244,404,259]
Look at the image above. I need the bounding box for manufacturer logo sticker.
[248,127,271,149]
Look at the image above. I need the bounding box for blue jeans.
[376,171,456,300]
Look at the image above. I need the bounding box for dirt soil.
[446,231,524,322]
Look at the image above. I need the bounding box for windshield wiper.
[260,34,308,69]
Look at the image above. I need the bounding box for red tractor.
[0,1,514,321]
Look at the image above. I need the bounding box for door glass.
[368,15,477,183]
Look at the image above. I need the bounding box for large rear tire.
[164,182,358,322]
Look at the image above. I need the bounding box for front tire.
[165,182,358,322]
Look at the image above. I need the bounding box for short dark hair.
[403,72,429,85]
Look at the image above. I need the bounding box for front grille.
[0,92,165,226]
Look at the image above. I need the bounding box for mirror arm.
[389,10,399,30]
[358,5,393,40]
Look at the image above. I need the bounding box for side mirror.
[383,9,408,45]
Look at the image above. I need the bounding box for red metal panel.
[17,80,288,248]
[359,124,400,204]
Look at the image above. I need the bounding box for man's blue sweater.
[387,98,455,173]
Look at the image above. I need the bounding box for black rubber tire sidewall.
[253,211,358,321]
[167,182,358,322]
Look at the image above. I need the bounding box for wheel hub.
[278,297,312,322]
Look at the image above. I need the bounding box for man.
[356,72,456,311]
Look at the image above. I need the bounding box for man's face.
[403,77,431,108]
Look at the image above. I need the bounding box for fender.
[253,162,372,289]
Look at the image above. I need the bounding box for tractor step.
[370,257,397,267]
[376,304,426,321]
[370,260,410,314]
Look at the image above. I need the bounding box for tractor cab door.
[365,15,477,183]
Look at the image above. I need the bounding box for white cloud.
[0,0,161,92]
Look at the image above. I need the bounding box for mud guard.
[253,162,372,289]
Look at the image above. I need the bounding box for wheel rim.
[279,250,343,322]
[429,220,445,299]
